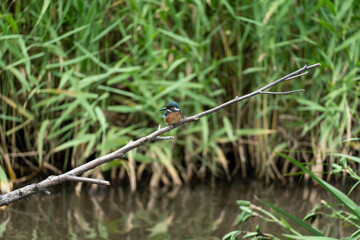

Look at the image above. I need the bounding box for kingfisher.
[159,101,183,125]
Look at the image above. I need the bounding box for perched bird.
[159,101,182,125]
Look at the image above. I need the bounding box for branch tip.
[65,175,110,185]
[43,189,51,195]
[155,136,174,140]
[306,63,321,69]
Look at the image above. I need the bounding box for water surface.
[0,180,356,239]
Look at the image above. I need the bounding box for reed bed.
[0,1,359,190]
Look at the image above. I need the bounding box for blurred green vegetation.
[0,0,359,189]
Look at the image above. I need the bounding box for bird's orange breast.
[165,111,182,125]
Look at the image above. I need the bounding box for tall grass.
[0,1,359,189]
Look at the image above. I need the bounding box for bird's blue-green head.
[159,101,181,118]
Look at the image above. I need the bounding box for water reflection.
[0,180,358,239]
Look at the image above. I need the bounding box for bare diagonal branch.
[0,63,320,206]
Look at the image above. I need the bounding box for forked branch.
[0,63,320,206]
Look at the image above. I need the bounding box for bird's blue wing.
[161,110,168,118]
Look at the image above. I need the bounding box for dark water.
[0,180,357,239]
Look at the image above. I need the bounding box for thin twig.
[0,63,320,206]
[155,136,175,140]
[64,175,110,185]
[260,89,305,95]
[284,72,308,81]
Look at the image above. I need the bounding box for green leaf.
[303,211,317,223]
[78,97,96,120]
[0,114,22,122]
[108,105,142,113]
[279,153,360,220]
[315,18,335,34]
[236,200,251,206]
[165,58,187,76]
[51,101,79,132]
[54,134,94,152]
[152,73,197,101]
[0,217,10,238]
[283,235,337,240]
[18,38,31,79]
[201,118,209,150]
[43,24,90,46]
[296,98,326,112]
[220,0,263,26]
[336,0,353,21]
[80,67,141,88]
[100,160,126,172]
[235,128,276,136]
[158,29,199,47]
[95,107,107,133]
[38,119,50,167]
[324,0,336,15]
[335,29,360,52]
[91,18,123,43]
[236,210,252,224]
[223,117,236,142]
[243,232,258,238]
[242,67,266,75]
[259,200,323,236]
[0,166,10,193]
[342,138,360,142]
[185,91,217,107]
[263,0,286,24]
[222,230,241,240]
[6,118,33,136]
[33,0,51,30]
[98,85,141,100]
[7,66,30,90]
[239,206,253,214]
[351,229,360,240]
[332,153,360,164]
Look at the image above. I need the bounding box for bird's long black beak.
[159,107,167,111]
